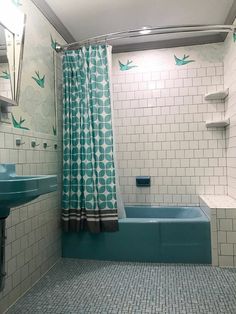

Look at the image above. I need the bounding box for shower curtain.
[62,44,124,233]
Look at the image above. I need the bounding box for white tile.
[219,219,233,231]
[219,255,234,267]
[227,232,236,243]
[220,244,234,256]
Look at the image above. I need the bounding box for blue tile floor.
[6,259,236,314]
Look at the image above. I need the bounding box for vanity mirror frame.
[14,15,26,104]
[0,11,26,113]
[0,21,15,106]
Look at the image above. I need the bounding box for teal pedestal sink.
[0,163,57,290]
[0,164,57,218]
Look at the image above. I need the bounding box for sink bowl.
[0,164,57,218]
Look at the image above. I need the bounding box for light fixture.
[139,26,151,35]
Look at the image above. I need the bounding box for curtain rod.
[55,24,236,52]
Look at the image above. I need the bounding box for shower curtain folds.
[62,45,118,233]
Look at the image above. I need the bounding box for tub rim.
[120,205,209,223]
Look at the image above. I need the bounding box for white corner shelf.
[204,88,229,101]
[0,95,17,107]
[205,118,230,128]
[0,95,17,114]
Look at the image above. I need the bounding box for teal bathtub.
[62,206,211,264]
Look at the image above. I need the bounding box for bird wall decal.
[32,71,45,88]
[0,70,10,80]
[233,33,236,42]
[174,54,195,66]
[11,113,29,130]
[12,0,22,6]
[50,34,58,50]
[119,60,137,71]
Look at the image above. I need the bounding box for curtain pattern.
[62,45,118,233]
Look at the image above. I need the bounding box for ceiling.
[42,0,236,51]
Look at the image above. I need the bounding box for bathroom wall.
[224,32,236,199]
[9,0,65,135]
[112,44,227,206]
[0,0,63,312]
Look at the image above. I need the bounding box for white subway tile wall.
[225,32,236,199]
[0,56,63,312]
[112,45,227,206]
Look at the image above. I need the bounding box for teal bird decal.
[32,71,45,88]
[50,34,58,50]
[174,54,195,66]
[11,114,29,130]
[12,0,22,6]
[233,33,236,42]
[53,125,57,136]
[0,70,10,80]
[119,60,137,71]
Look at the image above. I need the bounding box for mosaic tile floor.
[6,259,236,314]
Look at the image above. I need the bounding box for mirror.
[0,24,14,100]
[0,1,25,111]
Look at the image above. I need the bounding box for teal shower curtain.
[62,45,118,233]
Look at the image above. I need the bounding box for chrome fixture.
[31,140,40,148]
[15,138,25,146]
[43,142,50,149]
